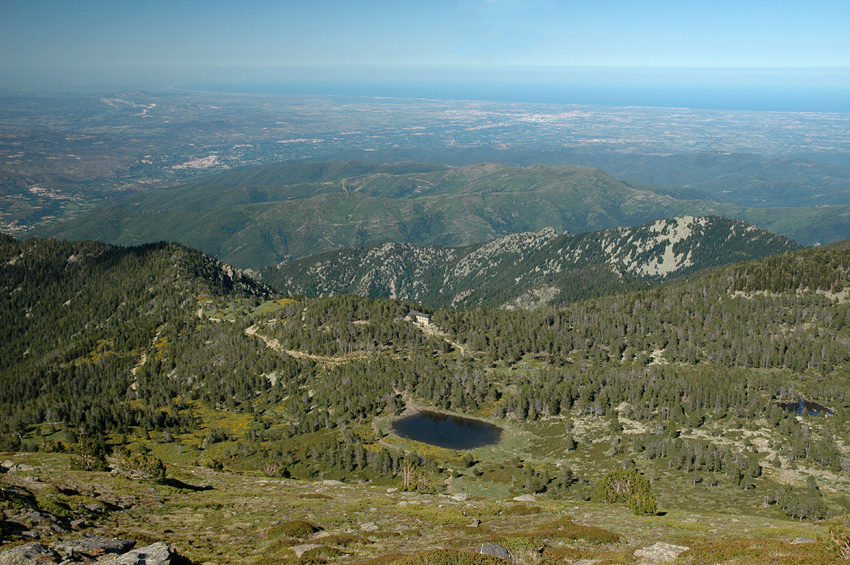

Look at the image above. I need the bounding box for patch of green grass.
[261,538,302,553]
[395,504,471,527]
[450,476,512,499]
[539,517,621,544]
[502,504,541,516]
[677,538,836,564]
[300,545,347,561]
[747,524,826,539]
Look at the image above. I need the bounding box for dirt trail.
[129,324,166,390]
[415,320,467,355]
[244,325,371,365]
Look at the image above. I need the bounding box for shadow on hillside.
[164,478,213,492]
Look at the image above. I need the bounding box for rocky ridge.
[266,216,801,309]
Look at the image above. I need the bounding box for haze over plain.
[2,0,849,111]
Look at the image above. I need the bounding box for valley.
[2,233,850,562]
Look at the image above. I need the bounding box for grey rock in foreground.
[53,536,135,560]
[289,544,324,558]
[0,542,60,565]
[634,542,689,563]
[106,541,182,564]
[0,538,186,564]
[477,542,513,562]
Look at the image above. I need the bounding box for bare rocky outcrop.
[0,537,186,564]
[477,542,513,562]
[634,542,689,563]
[52,536,136,561]
[0,542,60,565]
[107,541,185,564]
[289,544,325,558]
[270,216,800,309]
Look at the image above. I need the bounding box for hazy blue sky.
[2,0,849,105]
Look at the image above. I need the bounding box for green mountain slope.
[341,148,850,208]
[23,162,752,268]
[264,216,801,309]
[575,152,850,208]
[34,161,850,268]
[2,233,850,561]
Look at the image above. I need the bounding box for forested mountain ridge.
[264,216,801,309]
[32,160,839,268]
[0,234,272,435]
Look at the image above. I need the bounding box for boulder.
[634,542,689,563]
[477,542,513,562]
[106,542,181,564]
[0,537,181,565]
[3,463,36,474]
[512,494,536,502]
[0,542,59,564]
[290,544,324,558]
[52,535,135,560]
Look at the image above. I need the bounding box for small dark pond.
[393,411,502,450]
[777,399,834,417]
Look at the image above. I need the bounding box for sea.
[187,80,850,114]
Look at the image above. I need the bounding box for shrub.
[268,520,322,539]
[70,436,108,472]
[594,468,658,516]
[828,515,850,559]
[400,463,435,494]
[34,485,72,519]
[113,449,166,483]
[0,433,22,452]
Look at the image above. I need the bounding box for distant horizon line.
[2,67,850,113]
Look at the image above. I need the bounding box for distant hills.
[361,150,850,208]
[33,161,849,268]
[264,216,801,309]
[582,152,850,209]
